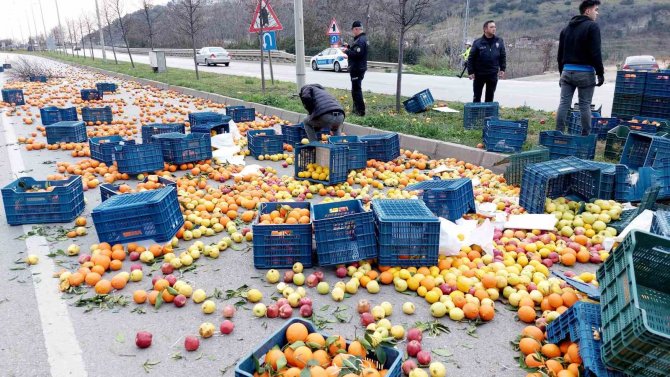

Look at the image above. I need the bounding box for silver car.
[196,47,231,66]
[622,55,659,71]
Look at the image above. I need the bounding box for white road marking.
[1,111,87,377]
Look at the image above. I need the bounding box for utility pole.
[31,7,41,49]
[38,0,49,50]
[55,0,65,54]
[95,0,107,60]
[293,0,306,92]
[463,0,470,45]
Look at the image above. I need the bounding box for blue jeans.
[555,71,596,135]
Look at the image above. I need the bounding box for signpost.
[250,0,283,93]
[262,31,277,84]
[327,18,341,48]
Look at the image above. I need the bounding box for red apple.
[220,320,234,334]
[135,331,152,349]
[283,271,294,283]
[313,271,324,281]
[335,267,347,278]
[407,328,422,342]
[165,274,177,287]
[406,340,422,357]
[299,297,312,307]
[417,350,431,365]
[130,263,142,272]
[306,274,319,288]
[299,304,313,317]
[357,299,370,314]
[184,335,199,351]
[276,298,289,308]
[173,294,187,308]
[161,263,174,275]
[222,304,236,318]
[360,312,375,326]
[402,360,417,376]
[129,251,140,261]
[78,254,91,264]
[266,304,279,318]
[279,304,293,318]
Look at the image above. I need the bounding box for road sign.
[329,35,340,46]
[327,18,340,35]
[249,0,283,33]
[262,31,277,51]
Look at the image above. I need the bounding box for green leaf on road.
[115,332,125,343]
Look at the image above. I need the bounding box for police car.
[310,48,348,72]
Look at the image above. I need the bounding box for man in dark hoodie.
[344,21,369,116]
[468,20,506,102]
[299,84,345,142]
[555,0,604,135]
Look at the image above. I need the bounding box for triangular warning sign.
[327,18,340,35]
[249,0,283,33]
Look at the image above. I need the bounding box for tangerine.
[286,323,309,343]
[519,337,541,355]
[518,305,537,323]
[94,279,112,295]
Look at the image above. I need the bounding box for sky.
[0,0,171,43]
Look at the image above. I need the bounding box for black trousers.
[350,69,366,115]
[473,73,499,103]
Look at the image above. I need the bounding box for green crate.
[609,186,660,233]
[605,125,631,161]
[597,231,670,377]
[494,147,550,186]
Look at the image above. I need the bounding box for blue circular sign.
[329,35,340,44]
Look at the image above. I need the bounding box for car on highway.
[196,47,231,66]
[622,55,659,71]
[310,48,348,72]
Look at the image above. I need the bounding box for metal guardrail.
[96,46,398,70]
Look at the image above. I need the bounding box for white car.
[196,47,231,66]
[310,48,348,72]
[622,55,659,71]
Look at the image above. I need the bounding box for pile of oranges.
[258,205,311,225]
[517,325,584,377]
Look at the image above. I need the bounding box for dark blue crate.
[29,75,47,82]
[280,123,328,145]
[2,64,10,69]
[95,82,117,93]
[89,136,135,165]
[152,132,212,164]
[587,161,617,200]
[614,163,668,202]
[403,89,434,113]
[520,157,601,214]
[295,143,348,185]
[632,116,670,133]
[590,117,620,140]
[483,118,528,153]
[312,199,378,266]
[40,106,78,125]
[1,89,24,105]
[80,89,103,101]
[112,143,165,174]
[328,135,367,170]
[406,178,476,221]
[651,208,670,237]
[619,131,670,169]
[621,120,660,134]
[251,202,313,269]
[463,102,499,130]
[141,123,185,143]
[225,106,244,115]
[641,95,670,119]
[99,176,176,202]
[45,121,87,144]
[616,70,646,95]
[360,133,401,161]
[551,270,600,300]
[645,72,670,97]
[81,106,113,124]
[227,107,255,122]
[546,302,625,377]
[247,129,284,158]
[372,199,440,267]
[234,318,402,377]
[92,187,183,244]
[612,93,643,120]
[566,110,602,135]
[654,157,670,199]
[539,130,597,160]
[190,121,229,136]
[2,176,85,225]
[188,111,227,126]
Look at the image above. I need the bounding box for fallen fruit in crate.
[297,163,330,180]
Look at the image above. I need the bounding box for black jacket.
[467,35,506,76]
[557,15,604,76]
[299,84,344,118]
[345,33,368,71]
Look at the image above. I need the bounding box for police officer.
[459,41,472,78]
[299,84,345,142]
[344,21,368,116]
[467,20,506,102]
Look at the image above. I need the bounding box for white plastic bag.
[439,218,494,256]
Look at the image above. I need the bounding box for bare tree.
[66,20,77,57]
[141,0,159,50]
[168,0,208,79]
[84,15,96,61]
[112,0,135,67]
[78,17,88,59]
[103,0,118,64]
[390,0,431,112]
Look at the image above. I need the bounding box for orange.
[557,371,576,377]
[547,293,564,309]
[68,272,85,287]
[94,279,112,295]
[479,304,495,321]
[286,323,309,343]
[519,337,541,355]
[241,210,255,223]
[327,335,346,356]
[360,368,381,377]
[109,259,123,271]
[518,305,537,323]
[379,271,394,285]
[147,290,160,305]
[567,363,580,376]
[567,343,582,364]
[133,290,148,304]
[521,326,545,342]
[325,366,341,377]
[347,340,366,357]
[161,289,175,303]
[154,278,170,291]
[305,332,326,349]
[110,274,127,289]
[545,359,564,375]
[84,272,102,286]
[312,349,331,367]
[481,274,497,289]
[282,368,301,377]
[91,265,106,275]
[576,250,590,263]
[463,303,479,320]
[519,297,535,308]
[541,343,562,358]
[561,291,579,308]
[561,253,576,266]
[264,348,285,370]
[292,346,313,368]
[149,244,163,257]
[332,353,352,367]
[309,366,327,377]
[91,254,111,270]
[111,248,126,261]
[525,353,544,368]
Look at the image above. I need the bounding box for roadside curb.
[57,59,509,173]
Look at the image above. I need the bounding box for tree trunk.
[124,35,134,67]
[107,27,118,64]
[192,34,199,80]
[80,24,87,59]
[89,36,95,60]
[396,28,405,113]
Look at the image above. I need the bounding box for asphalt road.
[88,49,617,115]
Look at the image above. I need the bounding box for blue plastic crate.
[1,89,24,105]
[234,318,402,377]
[2,64,10,69]
[190,121,229,136]
[569,114,618,139]
[45,121,87,144]
[188,111,227,126]
[80,89,102,101]
[587,161,617,200]
[621,120,659,134]
[225,106,244,115]
[406,178,476,221]
[372,199,440,267]
[95,82,117,93]
[616,71,646,95]
[29,75,47,82]
[632,116,670,133]
[89,136,135,165]
[112,143,164,174]
[40,106,78,125]
[81,106,113,124]
[520,157,601,214]
[141,123,185,143]
[92,187,183,244]
[551,270,600,300]
[651,208,670,237]
[312,199,378,266]
[403,89,434,113]
[247,129,284,158]
[641,95,670,119]
[328,135,368,170]
[2,176,85,225]
[463,102,499,130]
[100,176,176,202]
[295,143,348,185]
[483,118,528,153]
[645,72,670,97]
[614,162,670,202]
[546,302,626,377]
[539,130,597,160]
[152,132,212,164]
[226,106,255,122]
[619,131,670,169]
[251,202,313,269]
[280,123,329,145]
[612,93,643,121]
[360,133,401,161]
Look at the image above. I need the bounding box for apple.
[283,270,294,283]
[220,320,234,334]
[173,294,187,307]
[417,350,431,365]
[266,304,279,318]
[129,251,140,261]
[293,273,305,286]
[265,269,280,283]
[360,312,375,326]
[313,271,324,281]
[407,328,422,342]
[161,262,174,275]
[279,304,293,318]
[357,299,371,314]
[135,331,152,348]
[407,340,421,357]
[199,322,216,338]
[306,274,319,288]
[276,298,289,308]
[222,304,236,318]
[429,362,446,377]
[299,297,312,307]
[253,303,267,317]
[129,269,143,282]
[402,302,416,315]
[130,263,142,272]
[316,282,329,294]
[299,304,313,317]
[402,360,418,376]
[165,274,177,287]
[335,267,347,278]
[151,275,163,286]
[184,335,199,351]
[292,262,303,273]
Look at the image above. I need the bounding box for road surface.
[88,49,616,115]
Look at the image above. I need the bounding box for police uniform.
[345,21,368,116]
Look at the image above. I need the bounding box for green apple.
[316,282,329,294]
[402,302,416,314]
